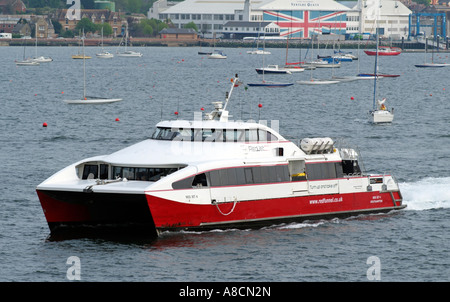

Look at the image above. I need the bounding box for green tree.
[51,19,62,35]
[75,18,97,34]
[184,22,198,32]
[96,23,113,36]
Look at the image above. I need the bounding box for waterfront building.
[56,9,126,37]
[149,0,412,40]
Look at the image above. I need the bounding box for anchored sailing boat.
[96,27,114,59]
[31,26,53,63]
[415,38,450,68]
[117,25,143,57]
[368,12,394,124]
[65,31,122,104]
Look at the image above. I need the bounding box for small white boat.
[296,78,339,85]
[305,59,340,68]
[64,97,122,104]
[207,51,227,59]
[31,56,53,63]
[247,49,271,55]
[96,51,114,59]
[369,108,394,124]
[117,50,143,57]
[15,59,40,66]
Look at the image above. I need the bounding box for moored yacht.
[36,74,405,237]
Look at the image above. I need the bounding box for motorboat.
[207,50,227,59]
[117,50,143,57]
[31,56,53,63]
[247,49,271,55]
[96,51,114,59]
[36,74,405,237]
[256,64,292,74]
[364,46,402,56]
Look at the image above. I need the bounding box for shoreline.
[1,38,448,52]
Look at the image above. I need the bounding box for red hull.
[364,50,401,56]
[147,191,404,232]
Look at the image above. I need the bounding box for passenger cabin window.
[172,165,290,189]
[82,165,98,179]
[151,127,278,143]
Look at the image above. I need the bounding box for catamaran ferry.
[36,74,405,237]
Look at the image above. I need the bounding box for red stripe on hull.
[147,191,403,231]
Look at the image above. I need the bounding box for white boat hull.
[369,110,394,123]
[64,98,123,104]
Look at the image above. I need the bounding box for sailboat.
[72,31,92,59]
[415,38,450,68]
[64,31,122,104]
[247,37,293,87]
[207,33,227,59]
[30,25,52,63]
[15,38,40,66]
[117,25,143,57]
[368,10,394,124]
[96,27,114,59]
[297,37,339,85]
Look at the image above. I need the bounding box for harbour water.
[0,45,449,283]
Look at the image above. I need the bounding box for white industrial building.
[148,0,411,39]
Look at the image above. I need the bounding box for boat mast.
[372,1,381,110]
[82,29,86,99]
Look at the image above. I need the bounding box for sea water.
[0,46,449,282]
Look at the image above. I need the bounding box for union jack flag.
[263,10,347,38]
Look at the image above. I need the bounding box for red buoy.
[351,96,354,100]
[42,122,48,127]
[115,118,120,122]
[258,103,262,108]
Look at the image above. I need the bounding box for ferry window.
[113,166,122,178]
[192,173,208,187]
[235,168,246,185]
[246,129,258,142]
[100,164,109,179]
[172,176,194,189]
[82,164,98,179]
[244,167,254,183]
[226,168,238,185]
[136,168,149,181]
[306,163,338,180]
[258,130,268,142]
[276,165,290,182]
[335,162,344,178]
[123,167,135,180]
[218,169,230,186]
[209,170,221,186]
